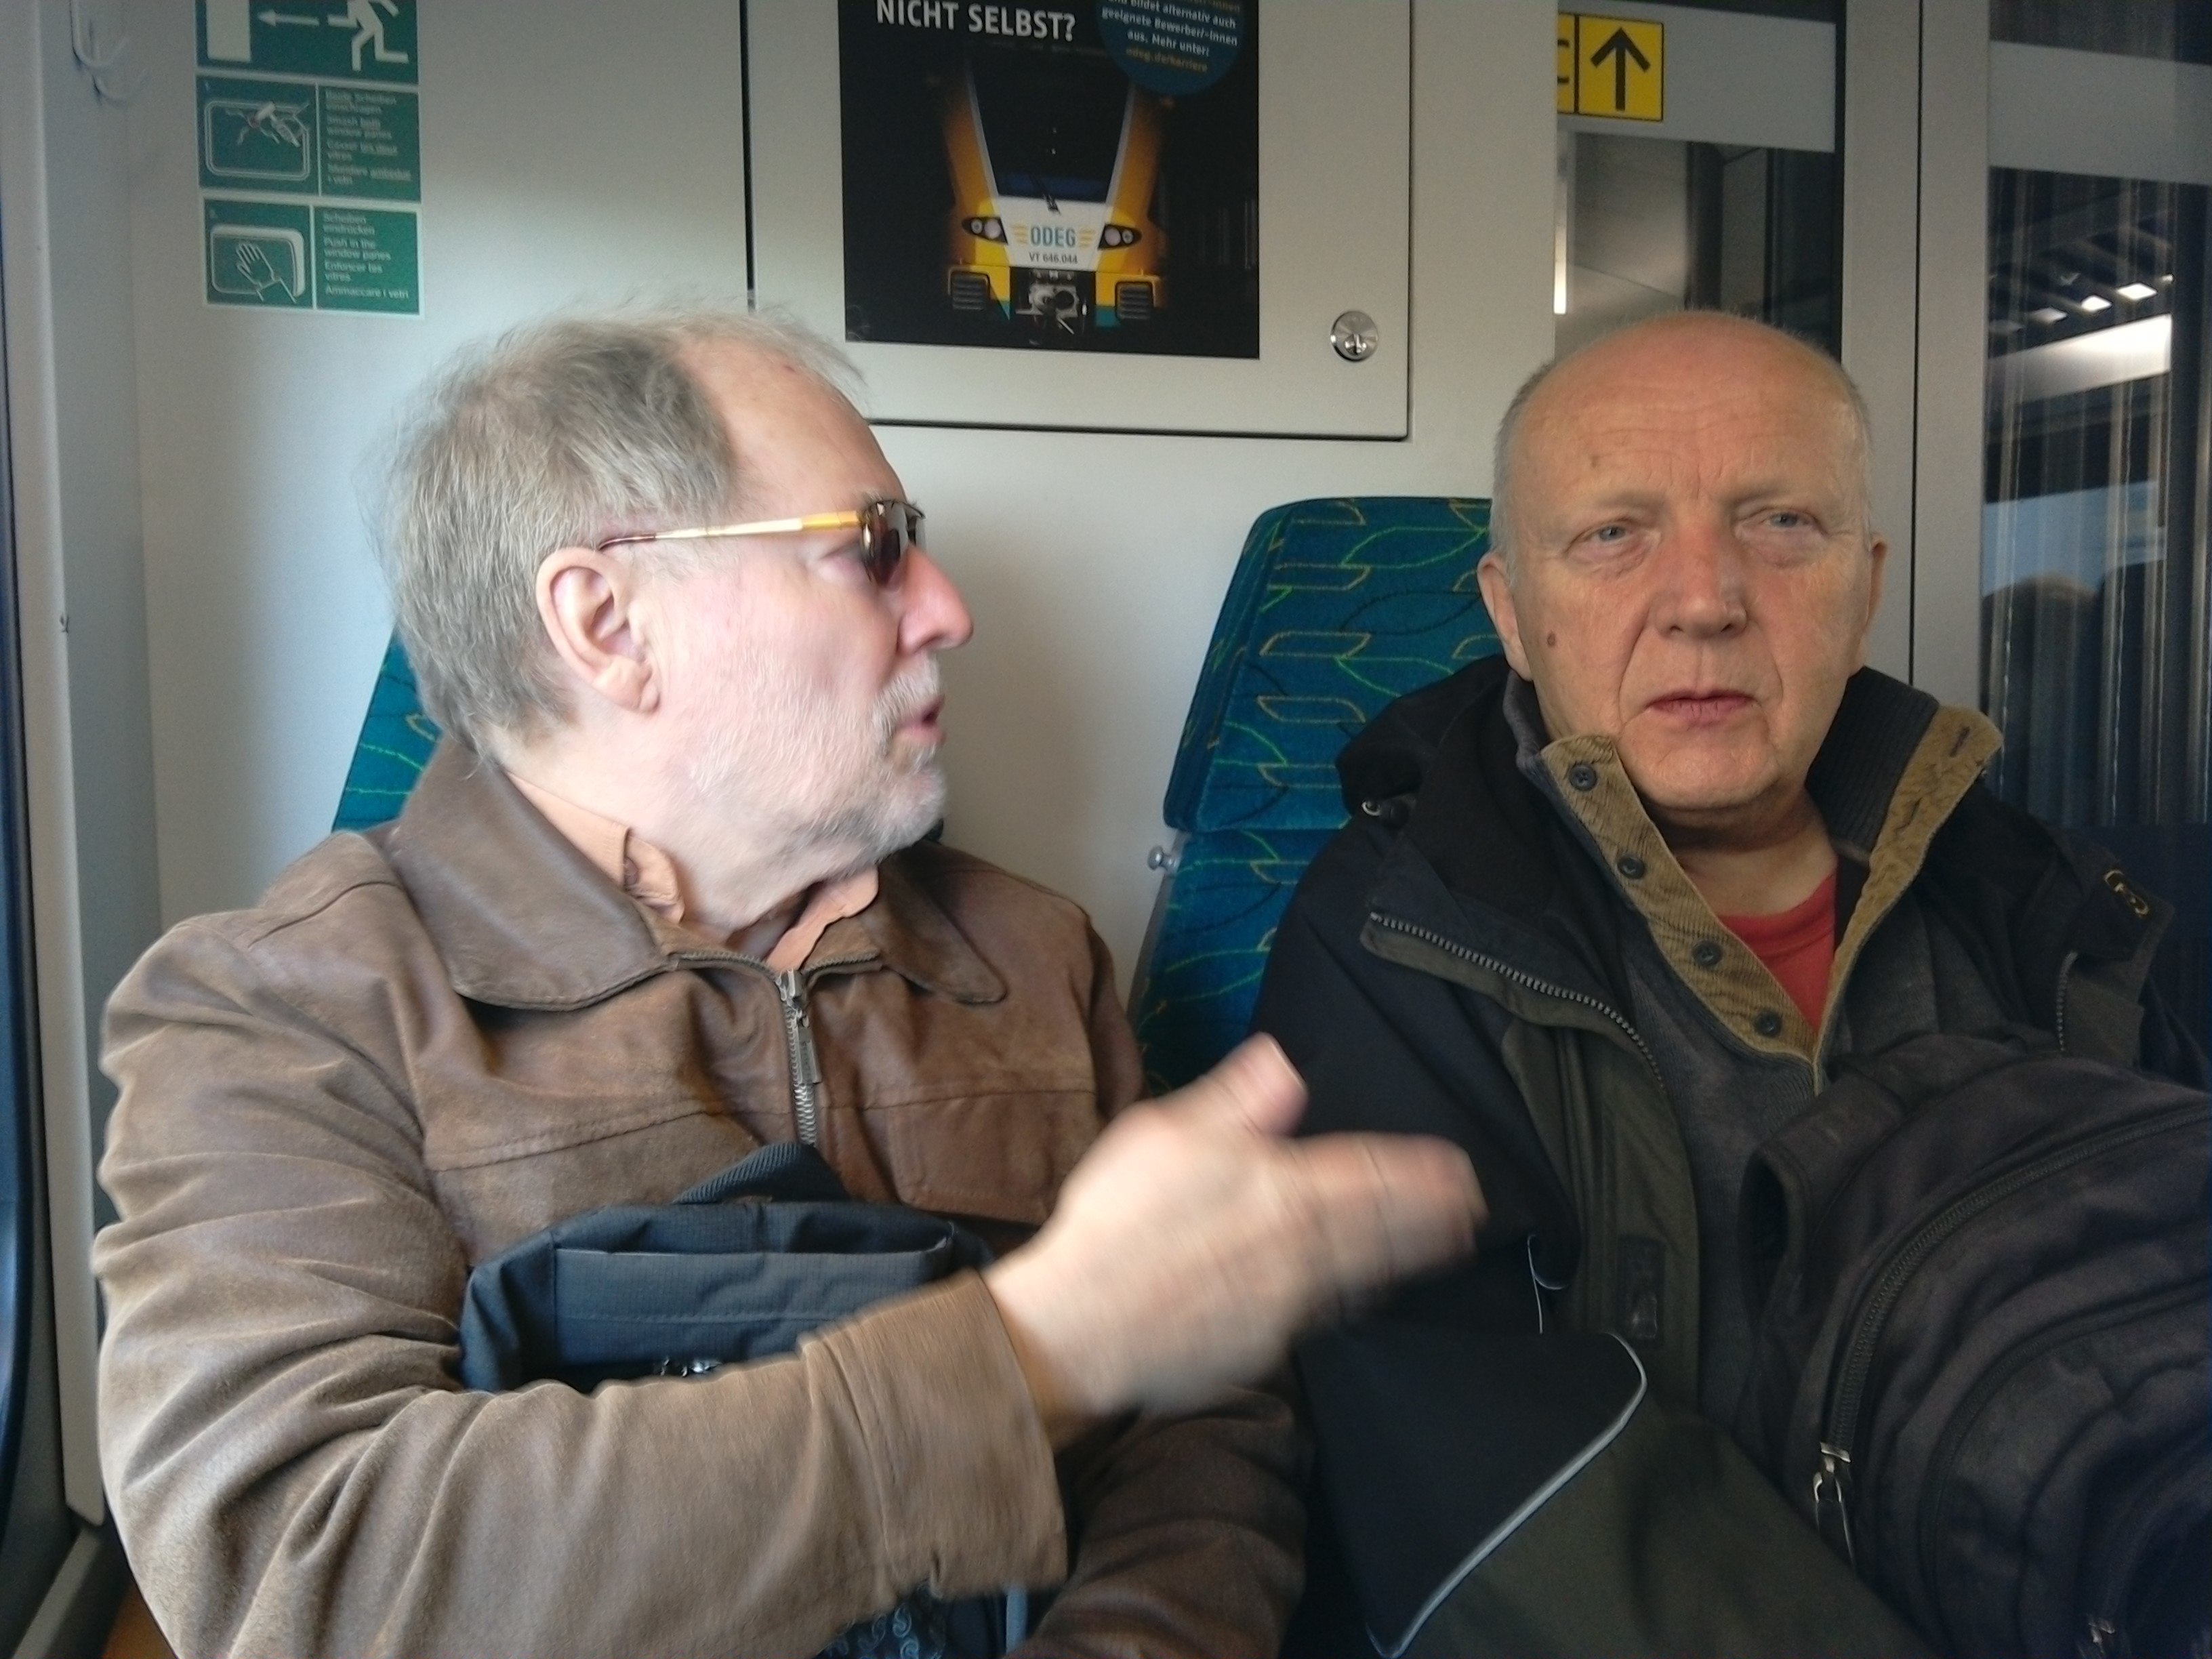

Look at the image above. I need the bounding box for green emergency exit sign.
[197,0,417,85]
[196,1,424,315]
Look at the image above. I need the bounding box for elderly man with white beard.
[90,311,1481,1659]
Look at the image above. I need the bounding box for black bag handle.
[674,1141,851,1206]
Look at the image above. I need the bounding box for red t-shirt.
[1719,869,1839,1032]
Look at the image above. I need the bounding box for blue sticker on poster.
[1098,0,1242,95]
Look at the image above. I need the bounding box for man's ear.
[1476,552,1533,680]
[1856,533,1891,669]
[535,546,657,714]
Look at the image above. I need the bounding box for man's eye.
[1586,523,1629,544]
[1763,510,1812,530]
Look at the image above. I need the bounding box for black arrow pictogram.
[1589,26,1651,111]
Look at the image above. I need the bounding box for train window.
[966,42,1129,204]
[1555,2,1840,358]
[1978,0,2209,1025]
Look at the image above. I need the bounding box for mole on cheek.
[1546,632,1558,647]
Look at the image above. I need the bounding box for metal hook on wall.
[70,0,146,105]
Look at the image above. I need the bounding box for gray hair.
[1486,312,1874,576]
[377,306,855,752]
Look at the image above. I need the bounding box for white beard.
[680,653,948,879]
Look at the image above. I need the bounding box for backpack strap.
[674,1141,851,1206]
[1824,1024,2046,1107]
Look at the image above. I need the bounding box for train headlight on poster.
[963,216,1007,242]
[1100,224,1143,248]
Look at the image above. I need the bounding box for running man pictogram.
[331,0,408,73]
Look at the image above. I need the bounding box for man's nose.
[896,548,975,655]
[1652,515,1749,638]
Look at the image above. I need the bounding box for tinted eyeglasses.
[595,497,924,588]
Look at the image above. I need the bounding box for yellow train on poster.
[939,42,1168,339]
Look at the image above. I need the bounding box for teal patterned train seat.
[1130,497,1499,1094]
[333,635,441,832]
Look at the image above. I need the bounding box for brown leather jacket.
[94,742,1302,1659]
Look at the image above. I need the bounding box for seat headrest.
[1163,497,1499,835]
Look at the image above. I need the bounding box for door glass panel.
[1981,0,2210,1029]
[1555,1,1841,356]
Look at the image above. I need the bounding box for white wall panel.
[122,0,1557,986]
[125,0,752,926]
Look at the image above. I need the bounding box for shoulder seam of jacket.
[168,855,403,953]
[234,865,406,948]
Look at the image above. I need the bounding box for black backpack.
[456,1141,1028,1659]
[1736,1030,2210,1659]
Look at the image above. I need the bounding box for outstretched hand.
[985,1036,1483,1442]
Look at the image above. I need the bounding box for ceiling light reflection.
[1990,314,2172,404]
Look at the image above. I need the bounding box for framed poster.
[841,1,1258,359]
[748,0,1412,436]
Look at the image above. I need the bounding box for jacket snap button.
[2102,867,2152,918]
[1754,1008,1784,1037]
[1616,853,1647,880]
[1692,939,1724,968]
[1568,762,1599,792]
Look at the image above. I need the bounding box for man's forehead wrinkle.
[1525,357,1857,506]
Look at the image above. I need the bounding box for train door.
[1551,0,2207,1033]
[1921,0,2210,1029]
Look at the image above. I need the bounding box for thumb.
[1172,1036,1307,1138]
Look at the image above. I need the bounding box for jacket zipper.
[773,968,824,1147]
[1368,911,1668,1095]
[1815,1102,2202,1530]
[2053,947,2079,1055]
[673,947,876,1148]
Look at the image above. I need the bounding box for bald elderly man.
[93,312,1481,1659]
[1255,313,2201,1656]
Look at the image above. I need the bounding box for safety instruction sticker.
[204,199,312,306]
[1557,12,1662,122]
[195,77,419,200]
[195,1,422,313]
[314,205,419,312]
[319,86,419,199]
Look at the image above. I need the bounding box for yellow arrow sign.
[1560,12,1663,122]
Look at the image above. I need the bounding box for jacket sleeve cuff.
[809,1270,1069,1597]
